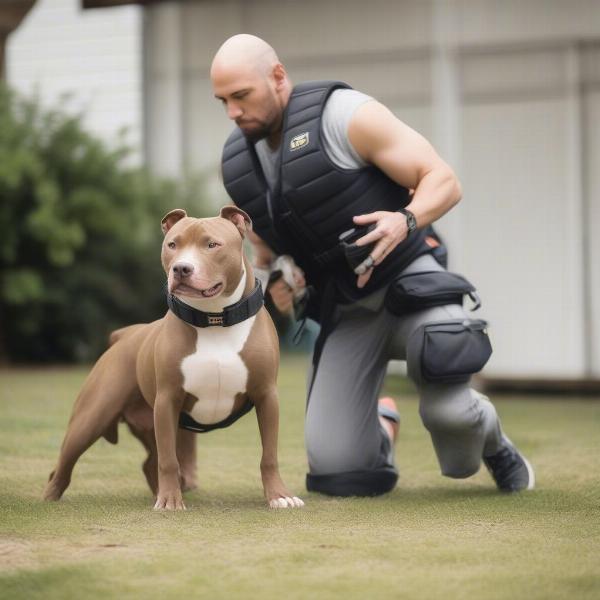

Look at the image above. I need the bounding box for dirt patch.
[0,536,142,574]
[0,539,39,572]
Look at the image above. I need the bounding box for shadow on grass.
[0,563,112,600]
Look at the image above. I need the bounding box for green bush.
[0,86,211,363]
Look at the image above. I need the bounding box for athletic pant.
[305,254,504,496]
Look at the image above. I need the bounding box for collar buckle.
[207,315,224,326]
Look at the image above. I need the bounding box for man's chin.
[238,122,270,143]
[241,128,268,143]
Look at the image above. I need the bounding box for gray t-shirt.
[255,88,373,191]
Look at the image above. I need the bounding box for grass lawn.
[0,354,599,599]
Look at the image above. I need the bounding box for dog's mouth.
[200,282,223,297]
[172,282,223,298]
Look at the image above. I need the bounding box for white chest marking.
[180,317,255,424]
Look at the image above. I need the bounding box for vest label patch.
[290,132,310,151]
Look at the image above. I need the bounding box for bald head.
[211,34,291,146]
[211,34,279,79]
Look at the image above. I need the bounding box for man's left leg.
[393,303,534,492]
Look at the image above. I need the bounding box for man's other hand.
[268,277,296,316]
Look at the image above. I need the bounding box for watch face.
[406,210,417,231]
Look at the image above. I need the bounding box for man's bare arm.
[347,100,462,287]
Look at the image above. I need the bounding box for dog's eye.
[208,241,219,249]
[167,242,176,249]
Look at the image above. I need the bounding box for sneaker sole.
[522,455,535,490]
[503,435,535,491]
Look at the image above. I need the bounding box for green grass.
[1,356,599,599]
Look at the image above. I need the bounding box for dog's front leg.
[255,387,304,509]
[153,391,186,510]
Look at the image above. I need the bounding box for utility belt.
[306,223,492,387]
[384,269,492,384]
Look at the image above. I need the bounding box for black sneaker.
[484,438,535,492]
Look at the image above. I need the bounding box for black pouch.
[338,224,376,271]
[385,270,481,316]
[409,319,492,384]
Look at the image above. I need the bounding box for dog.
[43,206,303,510]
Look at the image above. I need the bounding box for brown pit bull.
[43,206,304,510]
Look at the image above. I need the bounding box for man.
[211,34,534,496]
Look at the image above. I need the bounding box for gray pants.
[305,254,504,496]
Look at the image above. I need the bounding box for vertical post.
[565,44,590,375]
[142,1,183,177]
[431,0,462,268]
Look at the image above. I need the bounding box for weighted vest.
[221,80,434,302]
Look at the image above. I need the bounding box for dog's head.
[161,206,252,308]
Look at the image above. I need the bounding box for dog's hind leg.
[123,399,159,495]
[43,352,138,501]
[177,430,198,492]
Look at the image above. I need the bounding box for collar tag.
[208,315,224,326]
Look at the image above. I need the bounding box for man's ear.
[220,205,252,238]
[161,209,187,234]
[272,62,287,90]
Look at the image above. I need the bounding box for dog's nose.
[172,262,194,279]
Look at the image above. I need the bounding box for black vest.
[221,80,434,302]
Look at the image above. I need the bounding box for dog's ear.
[220,205,252,238]
[161,209,187,234]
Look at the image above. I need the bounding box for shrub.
[0,86,210,363]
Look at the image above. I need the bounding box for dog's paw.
[268,496,305,509]
[179,473,198,493]
[154,490,186,511]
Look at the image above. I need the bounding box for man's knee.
[306,466,398,497]
[305,427,398,496]
[440,461,481,479]
[418,389,482,436]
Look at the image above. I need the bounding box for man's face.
[212,68,282,142]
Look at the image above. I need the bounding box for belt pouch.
[419,319,492,383]
[385,270,477,316]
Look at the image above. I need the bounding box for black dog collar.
[167,280,263,327]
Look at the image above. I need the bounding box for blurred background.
[1,0,599,391]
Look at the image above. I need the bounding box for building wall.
[9,0,600,381]
[142,1,600,381]
[7,0,143,160]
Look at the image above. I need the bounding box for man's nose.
[172,262,194,279]
[227,102,243,120]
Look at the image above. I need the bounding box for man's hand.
[268,278,295,316]
[352,210,410,288]
[268,261,306,316]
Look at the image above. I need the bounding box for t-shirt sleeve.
[321,88,375,170]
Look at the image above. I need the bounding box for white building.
[8,0,600,385]
[7,0,143,160]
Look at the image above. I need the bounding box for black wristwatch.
[399,208,418,236]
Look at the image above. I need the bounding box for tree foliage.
[0,86,211,363]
